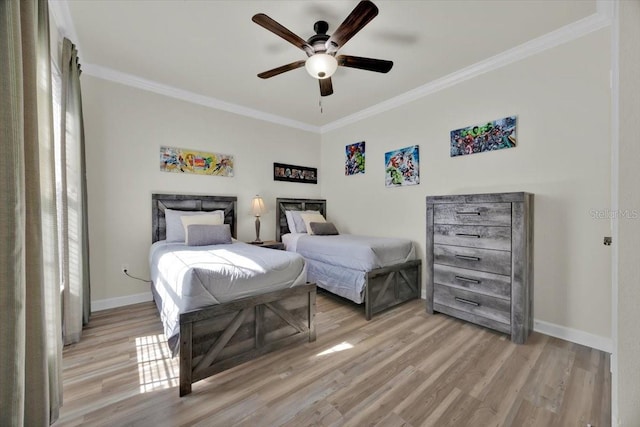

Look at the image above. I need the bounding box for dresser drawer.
[434,203,512,226]
[434,244,511,276]
[433,224,511,251]
[433,264,511,300]
[433,284,511,326]
[433,304,511,335]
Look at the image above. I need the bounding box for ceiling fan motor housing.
[307,21,331,54]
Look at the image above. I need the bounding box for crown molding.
[52,0,611,135]
[321,5,612,133]
[82,64,321,133]
[50,0,319,133]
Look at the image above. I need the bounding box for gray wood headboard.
[151,193,237,243]
[275,197,326,242]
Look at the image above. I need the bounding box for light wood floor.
[54,293,610,426]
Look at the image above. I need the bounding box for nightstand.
[248,240,285,250]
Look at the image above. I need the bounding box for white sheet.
[150,240,307,355]
[306,259,368,303]
[282,232,303,252]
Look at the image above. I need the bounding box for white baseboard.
[91,292,612,353]
[92,292,153,312]
[534,319,613,353]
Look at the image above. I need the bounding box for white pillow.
[164,208,225,242]
[181,213,225,242]
[300,212,326,234]
[285,210,297,233]
[289,210,321,233]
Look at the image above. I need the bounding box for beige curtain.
[60,37,90,344]
[0,0,63,425]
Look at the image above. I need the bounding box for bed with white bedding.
[150,240,307,355]
[151,194,316,396]
[276,198,421,319]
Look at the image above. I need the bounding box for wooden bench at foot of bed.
[179,283,317,396]
[364,259,422,320]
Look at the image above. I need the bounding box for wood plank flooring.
[54,294,610,426]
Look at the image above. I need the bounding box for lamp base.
[253,216,262,244]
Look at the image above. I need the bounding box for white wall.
[320,29,612,341]
[82,75,321,303]
[616,0,640,423]
[80,21,615,347]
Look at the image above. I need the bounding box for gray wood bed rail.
[276,197,421,320]
[151,193,316,396]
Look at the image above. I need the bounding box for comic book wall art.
[160,146,234,176]
[273,162,317,184]
[385,145,420,188]
[450,116,517,157]
[345,141,365,175]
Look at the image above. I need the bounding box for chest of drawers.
[426,192,533,344]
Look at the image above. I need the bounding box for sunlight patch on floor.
[316,341,354,356]
[135,334,179,393]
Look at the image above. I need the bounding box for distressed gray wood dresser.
[426,192,533,344]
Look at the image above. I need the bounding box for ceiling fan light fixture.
[305,53,338,79]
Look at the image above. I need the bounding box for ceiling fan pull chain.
[319,97,323,114]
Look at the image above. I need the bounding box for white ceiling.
[58,0,600,130]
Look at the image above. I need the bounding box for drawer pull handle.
[456,211,480,216]
[455,233,480,238]
[455,297,480,307]
[455,275,480,284]
[455,255,480,261]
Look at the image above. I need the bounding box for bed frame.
[151,194,316,396]
[276,197,421,320]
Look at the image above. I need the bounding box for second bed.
[276,198,421,320]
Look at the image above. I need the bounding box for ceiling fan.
[252,0,393,97]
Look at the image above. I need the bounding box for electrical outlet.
[121,264,129,274]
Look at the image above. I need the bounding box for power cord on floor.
[123,269,152,283]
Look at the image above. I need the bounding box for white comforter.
[282,233,416,303]
[282,233,416,271]
[150,241,307,355]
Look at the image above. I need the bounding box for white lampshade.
[305,53,338,79]
[249,195,267,217]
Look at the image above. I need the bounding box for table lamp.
[249,195,267,244]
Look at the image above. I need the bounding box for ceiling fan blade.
[252,13,314,56]
[337,55,393,73]
[319,77,333,97]
[257,60,306,79]
[325,1,378,53]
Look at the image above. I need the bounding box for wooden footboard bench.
[179,283,316,396]
[364,259,422,320]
